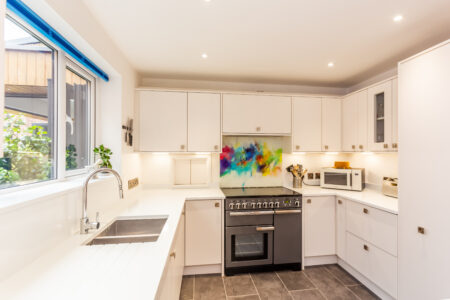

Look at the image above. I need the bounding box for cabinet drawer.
[346,233,397,298]
[346,201,397,256]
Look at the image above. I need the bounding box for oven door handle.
[229,211,274,216]
[275,209,302,215]
[256,226,275,231]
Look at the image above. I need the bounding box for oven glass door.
[323,171,351,189]
[226,225,273,268]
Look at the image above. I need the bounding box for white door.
[138,90,187,151]
[336,198,346,260]
[292,97,322,152]
[304,196,336,257]
[321,98,341,151]
[342,94,358,152]
[356,90,368,152]
[391,78,398,150]
[188,93,221,152]
[222,94,291,134]
[368,81,392,152]
[185,200,222,266]
[398,41,450,300]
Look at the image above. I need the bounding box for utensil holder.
[293,177,302,189]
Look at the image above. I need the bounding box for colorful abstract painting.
[220,141,282,178]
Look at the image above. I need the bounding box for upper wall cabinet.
[322,98,342,151]
[188,93,221,152]
[342,90,368,152]
[222,94,291,135]
[368,81,393,151]
[138,90,188,152]
[391,78,398,148]
[292,97,322,152]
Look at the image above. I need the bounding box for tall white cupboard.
[398,40,450,300]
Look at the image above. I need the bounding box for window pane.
[65,68,90,171]
[1,17,56,189]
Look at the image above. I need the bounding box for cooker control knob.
[269,202,274,208]
[263,202,268,208]
[236,203,241,209]
[242,202,247,209]
[257,202,262,209]
[252,203,257,209]
[229,203,234,210]
[275,202,280,208]
[295,201,300,207]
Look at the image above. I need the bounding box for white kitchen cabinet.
[304,196,336,257]
[222,94,291,135]
[188,92,221,152]
[321,98,341,151]
[336,197,346,260]
[138,90,187,151]
[368,81,393,152]
[398,41,450,300]
[292,97,322,152]
[346,233,397,298]
[156,214,185,300]
[185,200,222,266]
[342,90,368,152]
[391,78,398,149]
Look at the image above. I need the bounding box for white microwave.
[320,168,365,191]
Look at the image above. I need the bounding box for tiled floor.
[179,264,380,300]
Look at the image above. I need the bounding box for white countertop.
[0,188,224,300]
[290,186,398,214]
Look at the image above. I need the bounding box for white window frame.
[1,10,98,194]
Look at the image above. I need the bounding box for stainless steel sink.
[86,216,168,246]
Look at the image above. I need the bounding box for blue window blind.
[6,0,109,81]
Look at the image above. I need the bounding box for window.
[1,14,96,190]
[65,64,94,172]
[1,17,56,189]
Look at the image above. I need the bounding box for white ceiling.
[83,0,450,87]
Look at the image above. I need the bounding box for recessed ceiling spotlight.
[201,53,208,59]
[328,62,334,67]
[393,15,403,22]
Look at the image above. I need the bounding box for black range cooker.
[222,187,302,275]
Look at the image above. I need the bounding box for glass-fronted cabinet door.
[368,80,393,151]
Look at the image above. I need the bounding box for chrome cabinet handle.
[383,144,388,149]
[296,145,300,150]
[363,208,369,214]
[418,227,425,234]
[256,126,261,132]
[363,245,369,251]
[307,199,311,204]
[324,145,329,150]
[275,209,301,214]
[214,145,219,150]
[170,251,176,259]
[359,145,363,150]
[180,145,185,150]
[229,211,274,216]
[215,202,220,208]
[256,226,275,231]
[338,200,343,205]
[352,145,356,150]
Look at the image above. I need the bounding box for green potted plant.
[93,144,112,170]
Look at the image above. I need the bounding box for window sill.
[0,175,112,214]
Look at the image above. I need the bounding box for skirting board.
[184,264,222,276]
[338,258,396,300]
[304,255,338,267]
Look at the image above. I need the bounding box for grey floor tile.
[194,274,226,300]
[223,274,258,297]
[277,270,315,291]
[325,264,359,286]
[180,275,194,300]
[290,289,326,300]
[348,285,381,300]
[304,267,358,300]
[227,295,260,300]
[251,272,292,300]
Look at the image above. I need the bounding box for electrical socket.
[307,173,314,180]
[128,178,139,190]
[315,173,320,179]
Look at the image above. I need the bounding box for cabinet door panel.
[139,91,187,151]
[336,198,346,260]
[368,81,392,151]
[304,196,336,256]
[292,97,322,151]
[356,90,368,151]
[342,94,358,152]
[391,78,398,148]
[322,98,342,151]
[185,200,222,266]
[188,93,221,152]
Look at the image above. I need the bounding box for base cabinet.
[185,200,222,266]
[336,198,346,260]
[156,214,185,300]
